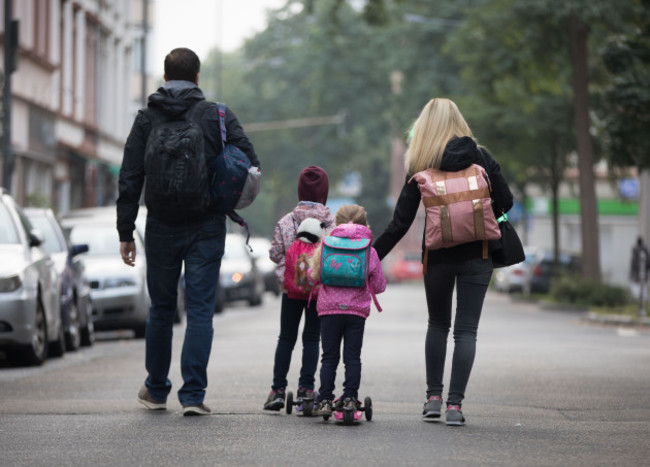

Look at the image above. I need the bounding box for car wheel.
[10,297,49,366]
[133,323,147,339]
[64,301,81,351]
[249,289,263,307]
[49,320,66,358]
[80,300,95,347]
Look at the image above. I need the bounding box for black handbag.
[491,213,525,268]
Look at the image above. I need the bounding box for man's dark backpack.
[208,103,260,214]
[144,101,212,219]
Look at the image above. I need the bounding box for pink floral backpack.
[284,218,326,300]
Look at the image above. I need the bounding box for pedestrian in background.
[373,98,513,426]
[630,236,650,315]
[263,166,335,411]
[117,47,259,416]
[310,204,386,417]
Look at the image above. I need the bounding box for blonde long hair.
[405,98,475,175]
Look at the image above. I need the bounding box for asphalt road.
[1,283,649,466]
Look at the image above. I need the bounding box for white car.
[493,247,534,293]
[248,236,280,295]
[60,212,150,338]
[215,234,265,313]
[0,189,65,365]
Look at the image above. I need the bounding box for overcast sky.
[153,0,287,66]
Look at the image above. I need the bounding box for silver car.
[248,236,280,296]
[0,189,65,365]
[215,233,265,313]
[24,207,94,350]
[60,212,150,338]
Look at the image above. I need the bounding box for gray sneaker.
[182,403,212,416]
[445,405,466,426]
[316,399,333,417]
[137,385,166,411]
[422,395,442,420]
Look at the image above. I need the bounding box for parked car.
[0,188,65,365]
[385,251,423,283]
[248,236,280,295]
[215,233,265,313]
[60,210,150,338]
[493,247,535,293]
[24,208,94,350]
[523,247,582,295]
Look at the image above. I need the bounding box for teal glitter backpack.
[320,236,371,288]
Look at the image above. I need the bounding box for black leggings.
[423,257,492,406]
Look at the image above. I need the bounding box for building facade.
[0,0,152,212]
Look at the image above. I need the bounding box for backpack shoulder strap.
[216,102,227,146]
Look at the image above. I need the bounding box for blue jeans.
[423,257,493,406]
[318,314,366,401]
[272,294,320,391]
[144,214,226,406]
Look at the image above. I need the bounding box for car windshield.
[27,215,67,254]
[224,236,249,260]
[248,238,270,258]
[68,224,118,256]
[0,203,19,244]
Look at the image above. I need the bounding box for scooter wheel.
[286,391,294,415]
[323,415,330,421]
[343,409,354,425]
[364,396,373,421]
[303,399,313,417]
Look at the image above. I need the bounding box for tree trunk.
[551,138,560,277]
[570,14,601,283]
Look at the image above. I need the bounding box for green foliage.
[596,0,650,169]
[196,0,647,241]
[550,275,633,307]
[24,193,51,209]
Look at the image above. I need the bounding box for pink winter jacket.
[270,202,335,293]
[315,223,386,319]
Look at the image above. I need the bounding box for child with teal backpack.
[309,204,386,417]
[263,166,335,411]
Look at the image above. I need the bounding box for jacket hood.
[329,223,373,240]
[147,81,205,117]
[439,136,481,172]
[291,203,333,227]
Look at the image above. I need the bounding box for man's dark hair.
[164,48,200,82]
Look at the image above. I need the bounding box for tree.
[519,0,642,282]
[444,0,575,268]
[598,0,650,170]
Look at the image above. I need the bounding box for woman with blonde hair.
[374,98,514,426]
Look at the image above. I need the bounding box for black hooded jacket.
[374,136,513,264]
[116,83,259,242]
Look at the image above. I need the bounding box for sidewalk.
[509,293,650,329]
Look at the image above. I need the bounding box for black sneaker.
[297,387,315,400]
[422,395,442,420]
[182,403,211,416]
[445,405,466,426]
[137,385,166,411]
[263,389,285,411]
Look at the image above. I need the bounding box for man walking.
[116,48,259,415]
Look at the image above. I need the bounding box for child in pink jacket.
[310,204,386,417]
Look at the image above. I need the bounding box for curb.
[582,312,650,329]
